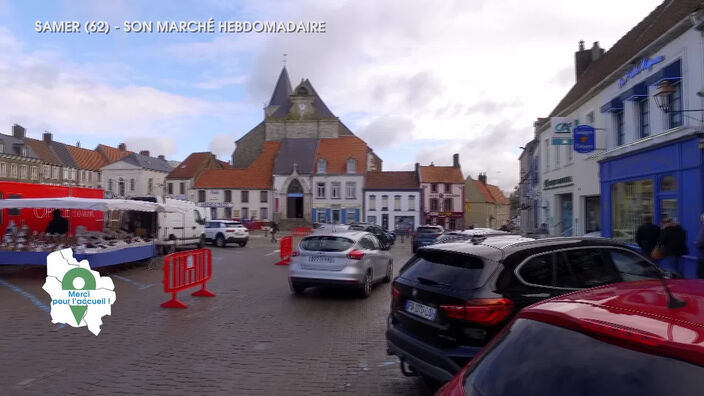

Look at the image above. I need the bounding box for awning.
[0,197,186,213]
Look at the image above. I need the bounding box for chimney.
[12,124,25,139]
[43,132,52,143]
[478,173,487,184]
[139,150,150,157]
[158,155,165,160]
[76,141,81,148]
[452,153,460,168]
[118,143,126,151]
[574,40,604,80]
[591,41,604,62]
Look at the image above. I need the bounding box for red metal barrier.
[276,236,293,266]
[292,227,313,236]
[161,248,216,308]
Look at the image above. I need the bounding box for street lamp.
[653,80,704,113]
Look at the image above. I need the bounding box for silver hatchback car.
[289,231,393,298]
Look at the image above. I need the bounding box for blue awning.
[600,98,624,113]
[647,59,682,87]
[624,83,647,101]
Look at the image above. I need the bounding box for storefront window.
[661,176,676,192]
[611,179,653,242]
[660,199,678,223]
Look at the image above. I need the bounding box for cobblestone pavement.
[0,234,433,395]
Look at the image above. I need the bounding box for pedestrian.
[46,209,69,235]
[270,221,279,243]
[695,214,704,278]
[656,218,688,276]
[635,215,660,257]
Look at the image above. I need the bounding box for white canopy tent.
[0,197,186,213]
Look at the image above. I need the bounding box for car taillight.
[440,298,514,325]
[392,286,401,302]
[292,250,299,257]
[347,249,365,260]
[579,319,665,347]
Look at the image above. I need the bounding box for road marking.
[14,368,65,389]
[0,278,67,329]
[264,250,280,256]
[112,275,154,290]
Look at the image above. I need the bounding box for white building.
[100,151,173,198]
[363,171,421,232]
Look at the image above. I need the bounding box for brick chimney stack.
[43,132,52,143]
[478,173,487,184]
[118,143,126,151]
[139,150,150,157]
[12,124,25,139]
[453,153,460,168]
[575,40,604,80]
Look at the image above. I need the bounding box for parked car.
[289,231,393,298]
[313,223,351,232]
[130,196,207,254]
[204,220,249,247]
[411,225,444,252]
[437,279,704,396]
[348,223,394,249]
[387,237,675,385]
[432,228,510,245]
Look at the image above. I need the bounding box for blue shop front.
[600,134,703,278]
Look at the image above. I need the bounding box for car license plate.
[309,256,333,263]
[405,300,437,321]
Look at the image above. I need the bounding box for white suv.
[205,221,249,247]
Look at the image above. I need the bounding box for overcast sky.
[0,0,663,191]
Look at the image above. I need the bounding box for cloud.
[124,136,178,158]
[356,116,414,149]
[208,133,238,159]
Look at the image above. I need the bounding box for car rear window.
[400,250,486,290]
[463,319,704,396]
[348,225,366,231]
[417,227,442,234]
[300,236,355,252]
[225,222,244,228]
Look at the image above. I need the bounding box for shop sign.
[618,55,664,88]
[543,176,573,190]
[551,117,572,134]
[196,202,233,208]
[552,137,572,145]
[573,125,596,153]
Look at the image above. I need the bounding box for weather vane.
[283,53,287,66]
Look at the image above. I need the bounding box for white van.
[129,197,207,254]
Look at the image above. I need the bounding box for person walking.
[636,215,660,257]
[658,218,688,276]
[695,214,704,278]
[270,221,279,243]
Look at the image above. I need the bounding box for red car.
[437,279,704,396]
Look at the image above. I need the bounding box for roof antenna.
[649,260,686,308]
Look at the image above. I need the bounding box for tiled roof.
[217,160,233,169]
[194,141,281,189]
[66,145,108,171]
[274,138,318,175]
[24,138,61,165]
[550,0,704,117]
[97,144,131,163]
[475,180,495,203]
[486,184,510,205]
[365,171,419,189]
[315,136,367,174]
[420,165,464,184]
[167,152,213,179]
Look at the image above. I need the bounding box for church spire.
[268,66,292,107]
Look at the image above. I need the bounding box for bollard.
[276,236,293,266]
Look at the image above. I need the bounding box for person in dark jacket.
[695,214,704,278]
[269,221,279,243]
[636,215,660,257]
[46,209,69,235]
[658,218,688,275]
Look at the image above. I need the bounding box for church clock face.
[298,103,307,113]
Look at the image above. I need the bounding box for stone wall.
[232,123,265,168]
[264,120,341,141]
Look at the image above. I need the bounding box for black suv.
[386,237,671,384]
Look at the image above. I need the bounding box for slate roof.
[97,144,131,163]
[550,0,704,116]
[420,165,464,184]
[24,138,62,165]
[365,171,419,190]
[267,74,337,119]
[0,133,38,158]
[269,67,293,107]
[194,141,281,189]
[273,138,319,175]
[49,141,78,168]
[296,79,336,119]
[120,152,173,173]
[66,145,108,171]
[315,136,367,174]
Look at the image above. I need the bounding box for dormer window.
[296,86,309,95]
[21,147,26,156]
[346,158,357,174]
[0,142,4,153]
[317,158,327,174]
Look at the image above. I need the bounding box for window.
[317,158,327,174]
[346,210,356,223]
[668,82,682,129]
[71,169,76,180]
[561,249,620,288]
[198,190,206,202]
[586,111,595,124]
[129,178,135,191]
[224,207,232,219]
[367,215,377,224]
[544,139,549,170]
[317,210,327,223]
[0,142,3,153]
[194,209,203,224]
[394,195,401,211]
[21,147,26,156]
[0,162,5,177]
[31,166,38,180]
[241,207,249,219]
[260,191,268,203]
[639,98,650,138]
[20,165,27,179]
[241,191,249,203]
[210,207,217,219]
[331,182,341,199]
[63,168,68,180]
[346,158,357,173]
[88,172,93,182]
[10,164,17,178]
[359,237,376,251]
[567,140,573,162]
[179,182,185,195]
[614,110,625,146]
[43,165,50,179]
[148,178,153,195]
[431,184,438,193]
[260,207,268,220]
[445,184,451,193]
[430,198,438,211]
[224,190,232,202]
[661,176,676,192]
[108,179,114,192]
[408,195,416,211]
[369,195,376,210]
[443,198,453,212]
[52,166,59,179]
[345,182,356,199]
[381,195,389,210]
[555,143,560,168]
[611,179,653,243]
[168,183,173,195]
[316,182,326,198]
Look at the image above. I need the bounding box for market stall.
[0,197,186,267]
